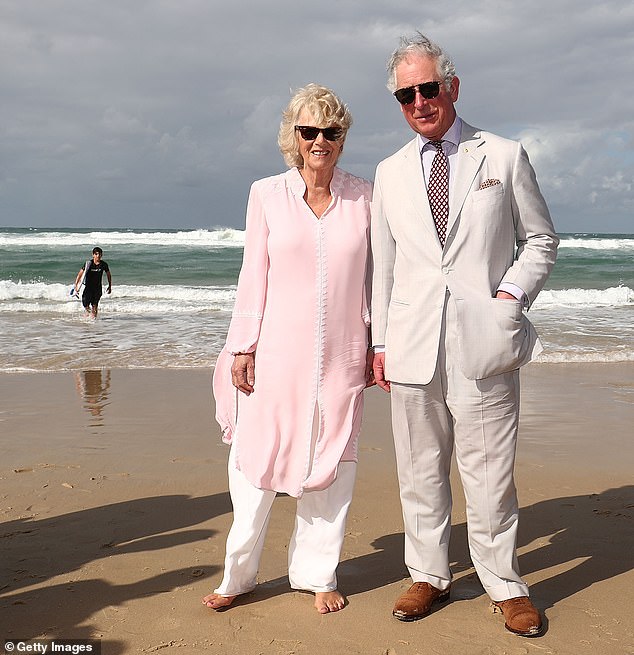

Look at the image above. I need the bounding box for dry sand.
[1,363,633,655]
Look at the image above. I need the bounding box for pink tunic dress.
[213,167,372,497]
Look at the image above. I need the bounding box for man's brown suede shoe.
[491,597,543,636]
[392,582,450,621]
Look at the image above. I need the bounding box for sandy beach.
[1,363,632,655]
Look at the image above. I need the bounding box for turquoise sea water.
[0,228,632,371]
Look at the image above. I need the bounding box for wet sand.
[0,363,632,654]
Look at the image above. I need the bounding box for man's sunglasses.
[295,125,343,141]
[393,81,442,105]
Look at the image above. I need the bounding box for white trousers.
[214,447,356,596]
[390,295,529,601]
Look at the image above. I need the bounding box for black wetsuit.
[81,260,109,309]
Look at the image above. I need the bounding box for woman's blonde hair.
[278,83,352,168]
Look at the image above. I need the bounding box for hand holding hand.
[364,348,376,388]
[231,353,256,395]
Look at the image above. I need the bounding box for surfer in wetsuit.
[74,247,112,318]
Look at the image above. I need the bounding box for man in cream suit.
[371,32,558,636]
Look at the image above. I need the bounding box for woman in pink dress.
[203,84,373,614]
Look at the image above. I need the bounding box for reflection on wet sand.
[74,369,111,427]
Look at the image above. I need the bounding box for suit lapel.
[399,126,487,247]
[448,122,485,236]
[400,138,439,241]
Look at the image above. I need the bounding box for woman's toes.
[202,593,236,610]
[314,591,346,613]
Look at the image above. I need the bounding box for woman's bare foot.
[314,590,346,614]
[202,592,236,610]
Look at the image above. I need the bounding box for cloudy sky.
[2,0,633,233]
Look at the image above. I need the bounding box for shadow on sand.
[0,492,232,643]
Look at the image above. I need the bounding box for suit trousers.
[390,293,529,601]
[214,446,356,596]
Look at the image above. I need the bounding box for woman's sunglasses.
[295,125,343,141]
[393,81,442,105]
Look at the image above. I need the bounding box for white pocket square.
[478,178,502,190]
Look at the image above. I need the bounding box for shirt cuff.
[497,283,528,307]
[373,345,385,353]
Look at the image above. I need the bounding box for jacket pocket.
[389,298,410,307]
[454,297,543,379]
[472,184,504,202]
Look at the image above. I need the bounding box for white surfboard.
[70,260,90,300]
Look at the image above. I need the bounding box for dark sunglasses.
[295,125,343,141]
[393,81,442,105]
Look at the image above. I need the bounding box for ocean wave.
[537,350,634,363]
[2,230,631,251]
[1,348,632,372]
[0,228,246,248]
[2,281,631,310]
[533,286,633,308]
[558,237,634,251]
[0,280,236,311]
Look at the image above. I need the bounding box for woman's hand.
[231,353,256,395]
[364,348,376,388]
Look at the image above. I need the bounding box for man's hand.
[231,353,256,395]
[495,291,516,300]
[372,352,391,393]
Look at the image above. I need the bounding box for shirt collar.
[418,115,462,152]
[287,166,343,198]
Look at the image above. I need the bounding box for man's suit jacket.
[371,121,559,383]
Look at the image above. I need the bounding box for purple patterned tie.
[427,140,449,246]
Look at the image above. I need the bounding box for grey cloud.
[1,0,633,231]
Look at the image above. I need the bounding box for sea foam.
[0,280,236,313]
[558,237,634,251]
[0,228,246,248]
[533,286,633,309]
